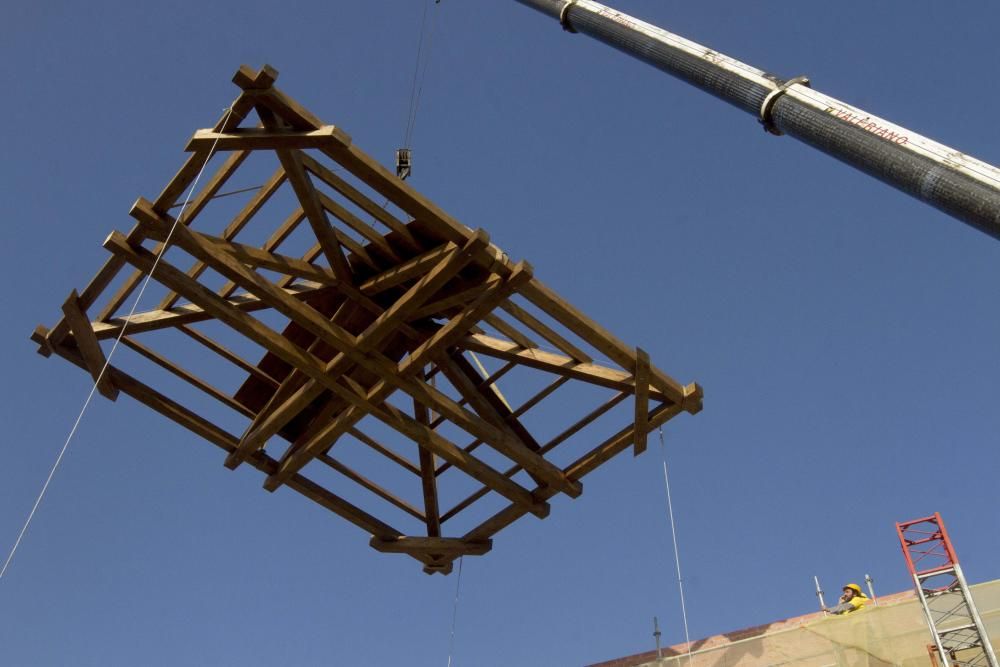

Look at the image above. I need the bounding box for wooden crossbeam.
[299,152,420,252]
[317,454,425,521]
[98,148,251,323]
[414,371,441,537]
[370,537,491,557]
[184,126,348,152]
[177,324,279,387]
[437,353,582,498]
[272,148,352,283]
[91,280,331,340]
[633,347,650,456]
[120,336,252,418]
[522,280,702,412]
[217,207,305,299]
[61,290,118,401]
[160,166,287,310]
[499,298,592,363]
[460,333,673,400]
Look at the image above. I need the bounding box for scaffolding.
[897,514,999,667]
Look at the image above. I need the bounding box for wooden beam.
[91,280,332,340]
[317,454,425,521]
[369,536,491,557]
[521,279,702,413]
[499,298,592,363]
[437,353,581,498]
[460,333,674,401]
[299,152,420,252]
[160,166,287,310]
[274,148,352,282]
[177,324,279,387]
[317,191,401,263]
[120,336,252,418]
[184,126,348,152]
[61,290,118,401]
[357,243,454,295]
[414,370,441,537]
[217,208,305,299]
[633,347,650,456]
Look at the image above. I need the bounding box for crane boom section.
[515,0,1000,240]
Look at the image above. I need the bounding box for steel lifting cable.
[658,426,694,666]
[0,108,235,582]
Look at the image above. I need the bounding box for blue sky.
[2,2,999,666]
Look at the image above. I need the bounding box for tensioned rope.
[446,555,464,667]
[0,107,235,582]
[658,426,694,666]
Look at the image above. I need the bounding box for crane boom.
[514,0,1000,240]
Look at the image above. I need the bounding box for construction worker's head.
[843,583,863,598]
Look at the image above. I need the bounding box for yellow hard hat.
[844,583,863,595]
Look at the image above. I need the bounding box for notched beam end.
[31,325,54,357]
[682,382,704,414]
[232,64,279,90]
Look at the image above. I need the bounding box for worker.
[825,583,870,615]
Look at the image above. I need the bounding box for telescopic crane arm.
[514,0,1000,241]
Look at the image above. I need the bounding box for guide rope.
[0,108,234,582]
[446,556,464,667]
[658,426,693,665]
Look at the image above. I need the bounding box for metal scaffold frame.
[896,513,999,667]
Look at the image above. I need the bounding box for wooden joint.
[232,64,278,90]
[31,325,54,358]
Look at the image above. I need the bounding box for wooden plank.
[349,428,421,477]
[460,333,673,400]
[441,393,628,521]
[40,254,126,354]
[120,336,253,418]
[317,454,425,521]
[413,370,441,537]
[160,166,287,309]
[521,279,702,412]
[217,208,305,299]
[299,152,420,251]
[184,126,347,152]
[437,354,582,498]
[369,537,491,556]
[317,191,401,263]
[102,148,250,321]
[61,290,118,401]
[50,338,403,540]
[177,324,279,387]
[499,298,592,363]
[482,313,537,350]
[633,347,650,456]
[138,218,343,286]
[272,148,353,283]
[357,243,453,295]
[91,280,333,339]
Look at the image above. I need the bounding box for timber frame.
[32,65,703,574]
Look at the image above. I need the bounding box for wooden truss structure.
[32,65,702,574]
